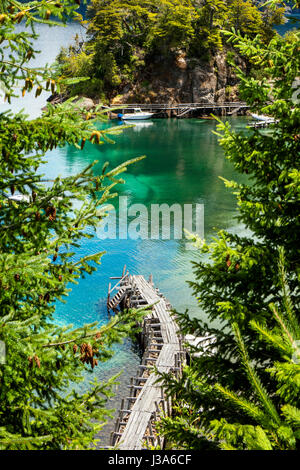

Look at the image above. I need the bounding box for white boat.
[251,113,275,123]
[119,108,154,120]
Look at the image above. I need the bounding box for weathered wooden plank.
[109,273,185,449]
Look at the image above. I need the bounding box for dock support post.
[107,282,111,315]
[122,265,126,277]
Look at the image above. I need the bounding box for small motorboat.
[118,108,154,120]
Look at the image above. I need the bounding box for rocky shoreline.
[46,49,250,118]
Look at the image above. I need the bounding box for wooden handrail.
[109,102,249,109]
[108,272,129,295]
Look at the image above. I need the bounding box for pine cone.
[49,207,56,221]
[14,11,26,24]
[86,343,93,358]
[73,344,78,354]
[33,355,40,368]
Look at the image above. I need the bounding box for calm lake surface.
[3,22,250,444]
[46,115,250,444]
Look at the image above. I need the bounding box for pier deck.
[111,101,248,110]
[106,101,249,118]
[107,271,185,450]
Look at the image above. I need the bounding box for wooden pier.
[107,101,249,118]
[247,120,276,128]
[107,269,185,450]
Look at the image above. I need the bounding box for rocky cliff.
[110,50,246,105]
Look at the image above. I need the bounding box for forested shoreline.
[57,0,286,104]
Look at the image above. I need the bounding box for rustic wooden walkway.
[107,270,185,450]
[110,101,248,110]
[106,101,249,118]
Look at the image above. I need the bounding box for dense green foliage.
[157,14,300,449]
[57,0,285,98]
[160,252,300,449]
[0,0,147,449]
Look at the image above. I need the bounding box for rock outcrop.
[73,96,95,111]
[111,50,245,105]
[45,94,96,111]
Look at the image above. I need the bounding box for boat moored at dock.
[118,108,154,120]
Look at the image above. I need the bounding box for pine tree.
[0,0,147,449]
[157,2,300,450]
[160,250,300,450]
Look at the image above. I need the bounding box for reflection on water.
[122,120,154,131]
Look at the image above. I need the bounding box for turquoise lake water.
[2,22,251,443]
[42,116,250,444]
